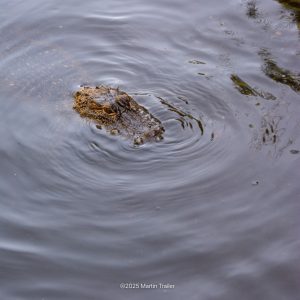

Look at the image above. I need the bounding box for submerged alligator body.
[73,86,164,145]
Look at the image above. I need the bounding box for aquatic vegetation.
[250,114,285,155]
[231,74,259,96]
[276,0,300,30]
[259,49,300,92]
[246,0,259,19]
[261,116,280,145]
[157,97,204,134]
[231,74,276,99]
[188,60,205,65]
[242,0,271,30]
[251,114,300,157]
[244,0,300,33]
[290,149,299,154]
[74,86,164,145]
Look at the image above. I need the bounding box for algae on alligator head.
[73,86,164,145]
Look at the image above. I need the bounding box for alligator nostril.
[134,137,144,145]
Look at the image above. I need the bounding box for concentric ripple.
[0,0,299,299]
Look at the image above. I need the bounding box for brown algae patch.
[73,86,164,145]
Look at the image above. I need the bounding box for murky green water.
[0,0,299,299]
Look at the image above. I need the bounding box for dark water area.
[0,0,300,299]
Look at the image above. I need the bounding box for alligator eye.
[116,95,130,108]
[103,107,115,114]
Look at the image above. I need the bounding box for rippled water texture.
[0,0,300,299]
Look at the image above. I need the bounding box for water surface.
[0,0,299,299]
